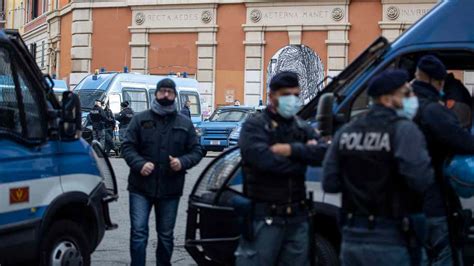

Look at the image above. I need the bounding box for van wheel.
[40,220,91,266]
[314,234,339,266]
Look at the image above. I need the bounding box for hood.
[197,121,242,129]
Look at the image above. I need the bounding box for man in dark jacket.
[103,102,116,155]
[122,78,204,266]
[116,101,134,142]
[180,100,191,119]
[444,73,472,130]
[323,70,434,266]
[413,55,474,265]
[236,71,327,266]
[88,99,107,147]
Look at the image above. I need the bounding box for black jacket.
[180,106,191,119]
[413,80,474,217]
[323,105,433,217]
[122,110,204,198]
[88,105,107,130]
[239,108,327,203]
[104,108,115,129]
[116,107,134,128]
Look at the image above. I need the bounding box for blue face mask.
[440,89,446,98]
[277,95,302,119]
[397,96,419,119]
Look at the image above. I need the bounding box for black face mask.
[157,98,175,106]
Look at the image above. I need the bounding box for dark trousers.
[92,128,105,148]
[104,128,114,154]
[340,225,411,266]
[235,219,310,266]
[129,192,180,266]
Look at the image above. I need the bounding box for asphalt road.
[91,155,215,266]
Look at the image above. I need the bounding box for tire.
[40,220,91,266]
[314,234,339,266]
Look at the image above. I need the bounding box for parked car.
[228,105,265,146]
[50,79,69,101]
[186,1,474,265]
[196,106,256,152]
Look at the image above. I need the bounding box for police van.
[0,30,118,265]
[185,0,474,265]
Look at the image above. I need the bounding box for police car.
[0,30,118,265]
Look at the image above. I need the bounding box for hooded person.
[121,78,204,266]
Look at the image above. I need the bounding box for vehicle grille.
[91,141,118,201]
[203,128,232,137]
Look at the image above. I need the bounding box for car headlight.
[195,127,203,136]
[229,126,241,139]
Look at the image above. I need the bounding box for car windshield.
[209,109,250,122]
[75,90,105,110]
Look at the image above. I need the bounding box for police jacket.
[323,105,434,218]
[89,105,106,129]
[180,106,191,119]
[122,109,204,198]
[117,107,134,128]
[413,80,474,217]
[239,108,327,204]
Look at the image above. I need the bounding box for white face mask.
[397,96,419,119]
[277,95,302,118]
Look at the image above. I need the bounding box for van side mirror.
[316,93,335,137]
[61,91,82,139]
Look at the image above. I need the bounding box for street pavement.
[91,156,215,266]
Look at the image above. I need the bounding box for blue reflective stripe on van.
[0,206,47,226]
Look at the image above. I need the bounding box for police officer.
[116,101,134,142]
[323,70,434,266]
[180,100,191,119]
[236,71,327,266]
[88,99,107,147]
[412,55,474,265]
[103,102,116,155]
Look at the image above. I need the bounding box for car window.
[75,90,105,110]
[123,88,148,113]
[209,110,249,122]
[0,47,44,140]
[180,92,200,116]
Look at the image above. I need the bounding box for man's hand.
[306,139,318,145]
[169,156,182,172]
[140,162,155,176]
[270,143,292,157]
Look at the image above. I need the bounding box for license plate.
[210,140,221,145]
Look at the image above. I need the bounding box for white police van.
[0,30,118,265]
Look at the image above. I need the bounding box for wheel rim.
[50,240,83,266]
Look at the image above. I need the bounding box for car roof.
[391,0,474,51]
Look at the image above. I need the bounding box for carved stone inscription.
[132,9,214,27]
[246,6,346,26]
[384,4,434,22]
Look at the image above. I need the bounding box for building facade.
[16,0,440,110]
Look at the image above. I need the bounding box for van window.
[180,92,201,116]
[123,88,148,113]
[0,48,44,140]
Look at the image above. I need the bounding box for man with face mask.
[412,55,474,266]
[236,71,327,266]
[122,78,204,266]
[323,69,434,266]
